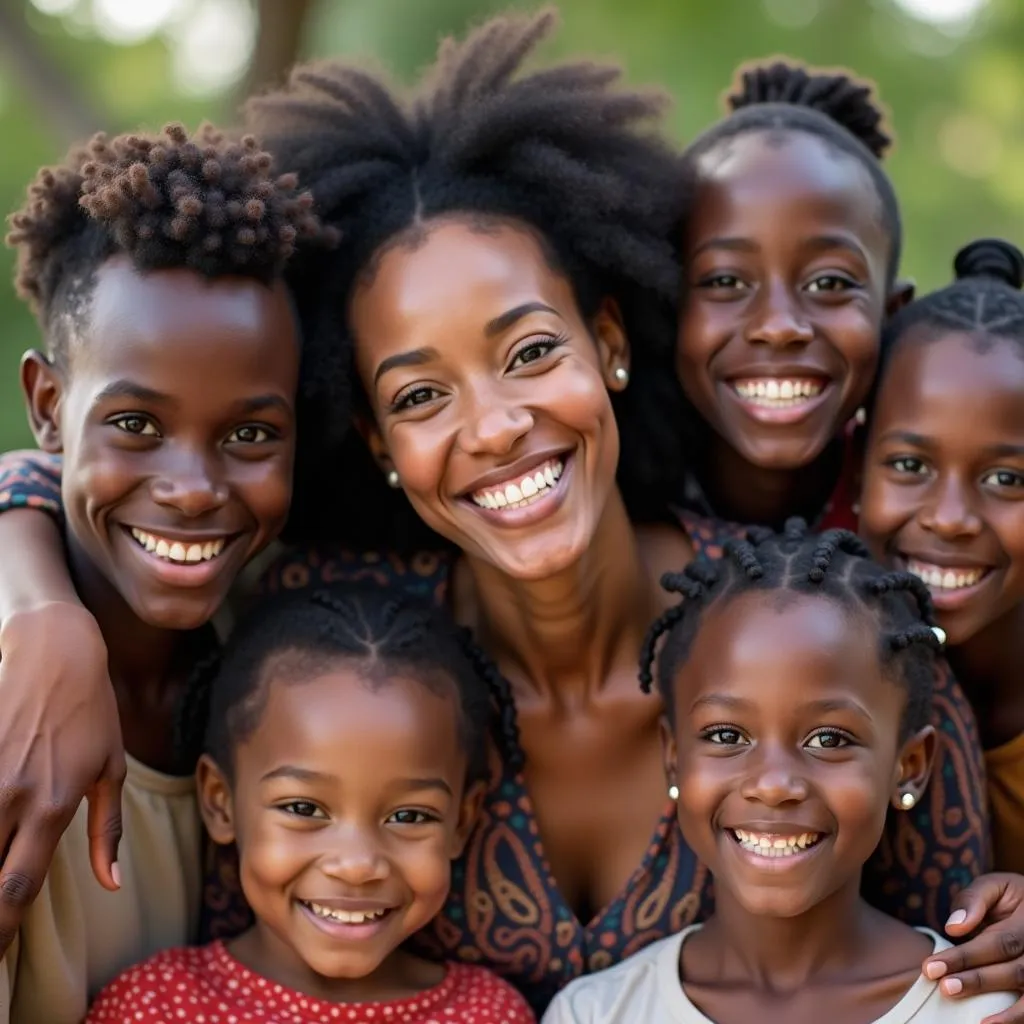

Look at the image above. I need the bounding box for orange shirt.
[985,733,1024,874]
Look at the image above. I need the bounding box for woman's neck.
[699,433,842,529]
[454,488,660,703]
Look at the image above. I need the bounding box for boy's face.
[22,257,299,630]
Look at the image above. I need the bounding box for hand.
[0,602,125,954]
[924,872,1024,1024]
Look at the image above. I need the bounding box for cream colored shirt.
[0,754,201,1024]
[542,925,1017,1024]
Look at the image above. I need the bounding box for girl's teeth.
[731,829,822,858]
[732,378,824,407]
[130,528,227,564]
[304,901,389,924]
[471,458,565,511]
[907,560,985,590]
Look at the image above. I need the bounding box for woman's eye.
[227,425,270,444]
[982,469,1024,489]
[806,275,855,293]
[111,415,159,437]
[704,727,746,746]
[509,339,559,370]
[700,274,747,290]
[388,809,435,825]
[889,456,927,476]
[281,800,325,818]
[806,730,849,750]
[394,386,440,411]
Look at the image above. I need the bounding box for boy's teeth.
[732,378,824,407]
[731,829,822,858]
[471,458,564,511]
[129,528,226,564]
[907,560,986,590]
[303,900,390,924]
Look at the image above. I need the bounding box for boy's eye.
[806,275,855,293]
[982,469,1024,489]
[888,456,927,476]
[226,424,271,444]
[387,809,437,825]
[806,729,849,750]
[111,415,159,437]
[509,337,560,370]
[699,274,747,291]
[703,726,747,746]
[280,800,325,819]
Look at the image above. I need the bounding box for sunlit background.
[0,0,1021,447]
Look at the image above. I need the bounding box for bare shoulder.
[634,521,694,612]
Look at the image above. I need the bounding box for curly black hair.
[683,58,902,283]
[639,518,941,739]
[199,586,496,784]
[243,7,692,548]
[876,238,1024,381]
[6,122,340,426]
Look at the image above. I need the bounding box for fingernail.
[925,961,947,979]
[111,862,121,888]
[946,909,968,927]
[942,978,963,996]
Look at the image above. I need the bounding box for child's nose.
[319,828,391,886]
[740,745,810,806]
[744,281,814,349]
[150,447,229,517]
[920,475,983,540]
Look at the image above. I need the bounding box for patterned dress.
[0,451,991,1017]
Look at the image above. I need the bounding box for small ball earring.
[614,367,629,386]
[386,469,400,489]
[931,625,947,646]
[854,407,867,426]
[899,791,916,810]
[668,784,680,801]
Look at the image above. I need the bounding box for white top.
[0,754,201,1024]
[542,924,1017,1024]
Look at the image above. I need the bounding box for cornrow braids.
[683,57,902,282]
[876,238,1024,384]
[638,518,941,737]
[243,7,691,548]
[203,587,497,784]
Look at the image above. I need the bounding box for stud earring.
[614,367,629,386]
[668,784,680,801]
[854,407,867,426]
[386,469,400,489]
[931,625,947,646]
[899,791,916,810]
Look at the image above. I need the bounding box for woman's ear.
[890,724,936,812]
[660,714,679,796]
[20,350,64,453]
[353,410,397,483]
[885,279,916,317]
[197,754,237,847]
[591,298,631,391]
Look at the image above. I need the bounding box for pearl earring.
[931,625,947,646]
[614,367,629,386]
[386,469,400,489]
[854,407,867,426]
[900,791,916,810]
[668,784,680,801]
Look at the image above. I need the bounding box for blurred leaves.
[0,0,1021,448]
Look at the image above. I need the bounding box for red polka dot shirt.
[84,942,536,1023]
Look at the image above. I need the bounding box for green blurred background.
[0,0,1021,449]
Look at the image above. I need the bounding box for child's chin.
[128,593,222,632]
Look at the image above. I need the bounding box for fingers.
[86,761,126,892]
[0,823,64,955]
[926,926,1024,992]
[943,877,1014,938]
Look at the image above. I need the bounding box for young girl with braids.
[0,122,329,1024]
[544,521,1015,1024]
[860,239,1024,879]
[86,588,534,1023]
[0,12,1012,1017]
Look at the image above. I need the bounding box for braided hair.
[876,238,1024,380]
[200,587,506,783]
[683,58,902,282]
[242,7,690,547]
[6,122,340,425]
[639,518,941,738]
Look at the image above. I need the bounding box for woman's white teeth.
[130,528,226,564]
[733,378,823,407]
[732,829,822,857]
[304,900,389,924]
[472,459,564,511]
[907,560,986,590]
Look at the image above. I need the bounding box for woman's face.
[678,130,894,471]
[350,217,629,581]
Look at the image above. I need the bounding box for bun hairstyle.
[877,237,1024,376]
[683,57,902,282]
